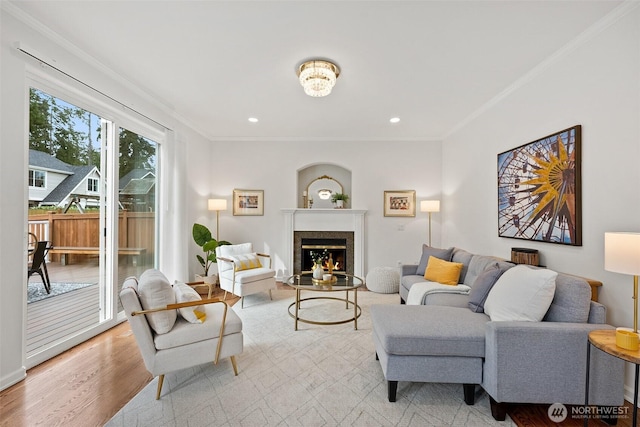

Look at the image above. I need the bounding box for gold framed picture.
[233,189,264,216]
[384,190,416,217]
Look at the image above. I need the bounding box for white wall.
[187,140,443,280]
[442,7,640,396]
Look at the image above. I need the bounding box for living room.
[1,0,639,424]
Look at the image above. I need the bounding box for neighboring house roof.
[120,178,155,195]
[29,149,74,174]
[42,165,98,205]
[119,168,155,190]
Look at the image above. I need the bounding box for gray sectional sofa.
[371,246,625,421]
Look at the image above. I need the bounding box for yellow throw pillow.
[230,253,262,271]
[424,256,463,286]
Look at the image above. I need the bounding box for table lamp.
[208,198,227,240]
[605,232,640,349]
[420,200,440,246]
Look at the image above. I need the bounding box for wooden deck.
[27,285,99,356]
[26,260,142,358]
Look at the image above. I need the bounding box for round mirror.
[307,175,343,208]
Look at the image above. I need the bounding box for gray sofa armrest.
[587,301,607,324]
[401,264,418,277]
[483,321,624,406]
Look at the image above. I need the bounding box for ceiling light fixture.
[248,117,258,123]
[390,117,401,124]
[297,59,340,97]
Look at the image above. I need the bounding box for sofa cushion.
[138,269,177,334]
[371,305,488,357]
[484,265,557,322]
[544,273,592,323]
[463,255,512,287]
[468,262,508,313]
[416,245,454,276]
[451,247,474,283]
[424,256,463,285]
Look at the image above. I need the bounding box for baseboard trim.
[1,366,27,392]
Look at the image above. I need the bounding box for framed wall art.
[497,125,582,246]
[233,189,264,216]
[383,190,416,217]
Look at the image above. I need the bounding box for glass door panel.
[26,88,105,358]
[116,127,157,311]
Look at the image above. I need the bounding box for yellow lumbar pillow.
[230,253,263,271]
[424,256,463,285]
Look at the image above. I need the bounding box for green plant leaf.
[192,223,212,247]
[202,239,218,252]
[196,254,206,268]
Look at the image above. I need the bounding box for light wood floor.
[1,283,633,427]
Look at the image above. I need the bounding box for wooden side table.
[186,281,214,299]
[585,329,638,426]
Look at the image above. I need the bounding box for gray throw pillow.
[468,263,508,313]
[416,245,454,276]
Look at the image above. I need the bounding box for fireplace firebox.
[294,231,354,275]
[301,238,347,273]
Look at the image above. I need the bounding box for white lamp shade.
[420,200,440,213]
[605,232,640,275]
[208,199,227,211]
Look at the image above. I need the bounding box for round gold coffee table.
[284,272,364,330]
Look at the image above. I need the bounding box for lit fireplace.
[294,231,354,275]
[301,238,347,273]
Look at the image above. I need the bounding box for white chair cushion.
[138,269,177,334]
[219,267,275,284]
[173,282,206,323]
[484,265,557,322]
[154,303,243,350]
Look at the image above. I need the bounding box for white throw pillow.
[137,269,177,334]
[484,265,557,322]
[173,282,206,323]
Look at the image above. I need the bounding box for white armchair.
[119,269,243,399]
[216,243,276,308]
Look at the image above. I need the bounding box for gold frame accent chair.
[120,271,243,399]
[216,243,276,308]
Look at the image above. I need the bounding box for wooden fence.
[28,211,155,265]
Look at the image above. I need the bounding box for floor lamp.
[208,199,227,240]
[420,200,440,247]
[605,232,640,335]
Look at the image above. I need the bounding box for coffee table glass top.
[285,272,364,291]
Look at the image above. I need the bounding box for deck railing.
[28,211,155,264]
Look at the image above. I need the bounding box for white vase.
[335,200,344,209]
[313,264,325,279]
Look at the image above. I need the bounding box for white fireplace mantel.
[281,208,367,280]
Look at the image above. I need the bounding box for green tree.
[119,129,155,177]
[29,89,53,153]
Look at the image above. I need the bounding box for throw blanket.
[406,281,471,305]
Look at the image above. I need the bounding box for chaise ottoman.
[371,304,489,404]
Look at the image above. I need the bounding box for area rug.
[27,281,95,304]
[106,290,515,426]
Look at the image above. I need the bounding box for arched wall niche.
[297,163,352,208]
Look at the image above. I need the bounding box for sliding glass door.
[26,85,159,364]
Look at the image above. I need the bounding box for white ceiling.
[6,1,624,141]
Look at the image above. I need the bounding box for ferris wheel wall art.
[497,125,582,246]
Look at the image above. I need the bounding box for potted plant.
[331,193,349,209]
[192,223,231,284]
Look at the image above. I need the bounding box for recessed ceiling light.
[248,117,259,123]
[390,117,400,124]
